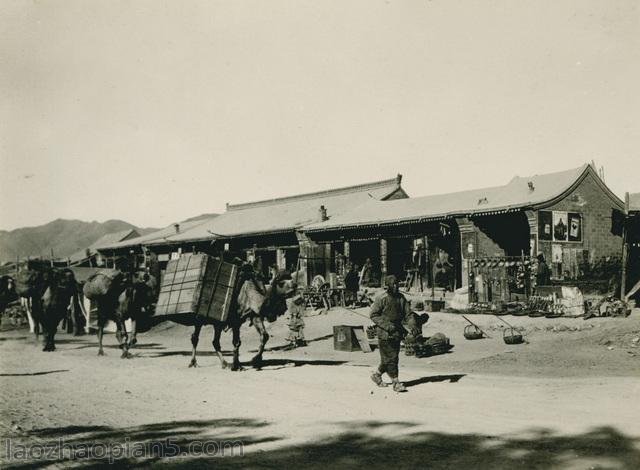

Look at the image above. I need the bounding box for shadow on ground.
[0,369,69,377]
[404,374,466,388]
[3,420,639,469]
[250,358,348,370]
[255,334,335,353]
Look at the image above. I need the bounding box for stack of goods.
[155,254,239,322]
[527,294,570,318]
[468,256,533,311]
[414,333,452,357]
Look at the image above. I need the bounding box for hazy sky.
[1,0,639,230]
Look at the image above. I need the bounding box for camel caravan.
[0,253,297,371]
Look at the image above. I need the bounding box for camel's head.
[49,268,77,296]
[271,271,296,299]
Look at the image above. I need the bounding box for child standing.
[285,293,307,349]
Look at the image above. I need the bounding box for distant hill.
[0,219,159,264]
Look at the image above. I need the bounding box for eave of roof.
[144,175,405,245]
[304,164,623,233]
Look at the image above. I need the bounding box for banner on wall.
[538,211,553,241]
[553,211,568,241]
[568,213,582,241]
[552,244,563,263]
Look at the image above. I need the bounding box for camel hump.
[237,280,266,317]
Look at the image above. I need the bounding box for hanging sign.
[553,211,568,241]
[568,213,582,242]
[538,211,553,241]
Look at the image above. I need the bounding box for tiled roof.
[145,176,405,244]
[69,229,139,261]
[304,164,622,232]
[98,218,214,251]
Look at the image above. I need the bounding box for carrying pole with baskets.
[494,315,525,344]
[461,315,490,340]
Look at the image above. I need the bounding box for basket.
[463,324,484,340]
[503,327,524,344]
[404,343,416,356]
[415,333,452,357]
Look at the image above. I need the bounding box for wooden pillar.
[276,248,286,270]
[525,210,538,258]
[344,241,350,260]
[380,238,388,280]
[456,217,476,288]
[621,192,630,299]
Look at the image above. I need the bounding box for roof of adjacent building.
[144,175,406,245]
[69,229,139,261]
[304,164,624,232]
[98,217,216,251]
[629,193,640,212]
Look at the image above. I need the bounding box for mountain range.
[0,219,160,264]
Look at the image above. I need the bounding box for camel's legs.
[30,297,42,338]
[189,323,202,368]
[212,323,228,369]
[115,318,131,359]
[251,316,269,366]
[231,322,243,371]
[97,314,107,356]
[41,319,50,351]
[130,319,138,347]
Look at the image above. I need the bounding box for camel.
[40,268,82,351]
[15,260,51,339]
[184,266,296,371]
[0,275,18,314]
[84,270,157,358]
[14,261,81,351]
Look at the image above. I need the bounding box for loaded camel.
[83,269,157,358]
[14,260,82,351]
[184,264,296,371]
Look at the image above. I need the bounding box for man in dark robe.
[369,275,412,392]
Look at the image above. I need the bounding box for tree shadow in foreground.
[3,420,639,469]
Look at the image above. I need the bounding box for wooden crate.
[333,325,369,352]
[155,254,239,322]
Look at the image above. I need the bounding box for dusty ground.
[1,306,639,469]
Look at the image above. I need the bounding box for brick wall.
[458,171,623,285]
[537,171,623,264]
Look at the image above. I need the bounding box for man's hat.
[411,299,426,312]
[384,275,398,289]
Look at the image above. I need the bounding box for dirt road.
[1,308,639,468]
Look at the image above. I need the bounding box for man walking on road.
[370,275,412,392]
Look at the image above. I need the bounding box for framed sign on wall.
[538,210,582,243]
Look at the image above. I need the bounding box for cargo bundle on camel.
[82,269,157,358]
[152,253,296,371]
[13,259,83,352]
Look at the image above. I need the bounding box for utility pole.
[621,192,630,299]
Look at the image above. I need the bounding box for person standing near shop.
[411,241,427,292]
[344,263,360,306]
[536,253,551,287]
[369,275,412,393]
